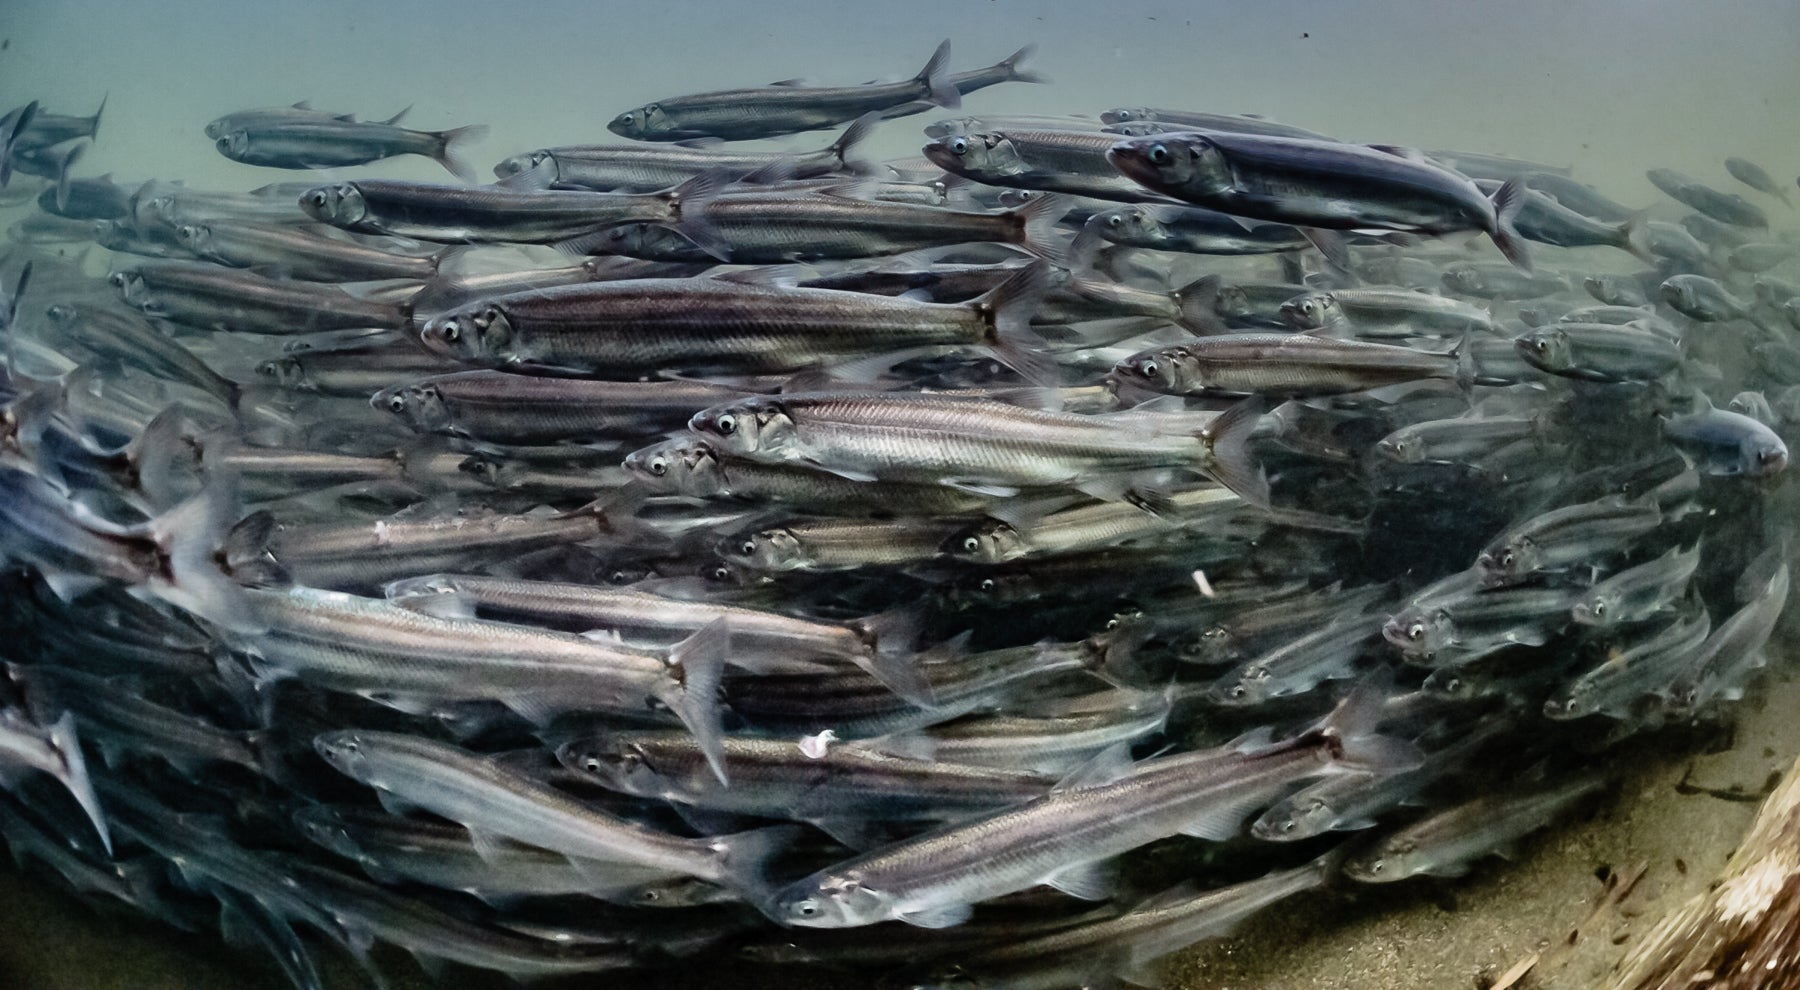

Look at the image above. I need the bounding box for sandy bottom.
[1,658,1794,990]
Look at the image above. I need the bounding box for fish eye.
[715,414,737,435]
[1592,600,1606,616]
[710,566,732,581]
[308,191,327,208]
[1499,550,1516,567]
[794,902,819,917]
[1407,623,1424,640]
[949,137,968,155]
[1367,859,1385,874]
[1532,338,1550,353]
[1140,359,1159,378]
[440,320,461,342]
[386,395,406,413]
[647,457,667,476]
[978,578,997,592]
[1147,144,1170,165]
[740,541,757,556]
[1116,110,1135,121]
[581,756,602,773]
[1107,214,1124,228]
[961,536,980,553]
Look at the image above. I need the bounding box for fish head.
[298,182,365,226]
[774,873,887,928]
[1542,682,1595,720]
[1207,664,1272,706]
[106,267,146,303]
[1093,205,1161,247]
[255,356,304,387]
[1251,794,1333,841]
[1106,133,1230,197]
[608,104,666,139]
[947,520,1023,564]
[1783,299,1800,333]
[1182,623,1243,665]
[947,571,1034,609]
[1657,276,1702,317]
[291,806,358,858]
[312,730,374,782]
[213,131,249,160]
[1440,264,1484,294]
[1386,606,1454,662]
[1421,668,1478,700]
[728,528,805,571]
[1569,590,1616,628]
[1099,107,1155,126]
[624,437,715,494]
[202,117,226,140]
[689,396,789,456]
[1475,537,1538,586]
[1342,837,1416,883]
[420,303,511,362]
[456,453,513,489]
[1514,328,1573,373]
[555,736,663,795]
[42,302,79,329]
[1111,346,1191,394]
[629,877,733,908]
[921,132,1023,178]
[173,222,212,253]
[1279,291,1339,331]
[372,382,451,433]
[1746,435,1789,477]
[493,150,550,179]
[1375,431,1424,464]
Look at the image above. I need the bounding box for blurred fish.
[210,103,488,180]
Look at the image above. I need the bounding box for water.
[1,2,1799,988]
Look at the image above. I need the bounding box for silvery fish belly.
[0,9,1796,990]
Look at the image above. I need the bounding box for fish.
[1725,156,1792,206]
[1514,322,1684,383]
[1474,495,1664,587]
[212,108,488,180]
[1344,774,1605,882]
[768,689,1414,928]
[314,730,794,888]
[375,371,751,445]
[924,128,1181,203]
[174,220,444,282]
[1543,610,1712,720]
[0,706,110,855]
[1570,543,1703,628]
[607,40,959,141]
[1106,131,1532,269]
[1080,202,1311,256]
[1440,262,1569,299]
[1098,107,1330,140]
[1662,396,1790,477]
[1111,333,1466,399]
[1648,168,1770,228]
[1279,287,1497,338]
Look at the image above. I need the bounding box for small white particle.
[799,730,838,759]
[1193,570,1216,597]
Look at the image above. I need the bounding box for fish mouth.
[919,142,959,172]
[1104,146,1155,186]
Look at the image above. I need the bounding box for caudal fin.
[976,260,1056,385]
[916,39,960,110]
[1010,193,1072,267]
[714,824,801,907]
[1617,210,1655,264]
[660,618,731,784]
[1173,274,1228,335]
[46,712,112,856]
[433,124,490,182]
[1316,681,1424,774]
[1489,178,1534,272]
[664,170,733,262]
[151,477,265,634]
[996,44,1049,85]
[827,112,881,171]
[1199,397,1270,506]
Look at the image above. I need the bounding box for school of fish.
[0,36,1797,990]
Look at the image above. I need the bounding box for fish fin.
[917,39,960,110]
[1012,193,1072,268]
[977,260,1058,385]
[849,606,936,706]
[1176,789,1272,840]
[498,691,563,727]
[665,170,733,262]
[128,405,189,510]
[1198,396,1270,506]
[220,510,287,588]
[463,825,509,864]
[152,477,266,634]
[715,823,800,903]
[898,902,974,929]
[997,43,1048,84]
[1489,178,1534,272]
[382,103,412,126]
[1299,227,1355,279]
[1318,680,1424,773]
[1052,741,1136,792]
[1619,210,1655,264]
[827,112,881,170]
[393,589,477,620]
[51,141,87,214]
[767,77,809,87]
[85,93,107,140]
[374,789,420,817]
[47,712,112,856]
[1172,274,1227,335]
[1045,858,1119,901]
[809,816,895,851]
[663,618,731,784]
[670,803,750,837]
[863,730,937,762]
[431,124,488,182]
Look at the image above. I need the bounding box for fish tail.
[150,475,267,634]
[220,509,291,588]
[665,169,733,261]
[1488,177,1534,272]
[1173,274,1228,335]
[432,123,489,183]
[86,93,107,141]
[1317,680,1424,774]
[978,260,1057,385]
[917,38,960,110]
[1010,192,1071,267]
[849,603,938,706]
[49,140,87,214]
[46,711,112,856]
[125,405,190,509]
[1618,210,1656,264]
[714,824,801,910]
[827,112,880,171]
[997,43,1049,84]
[661,617,732,784]
[1198,396,1270,506]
